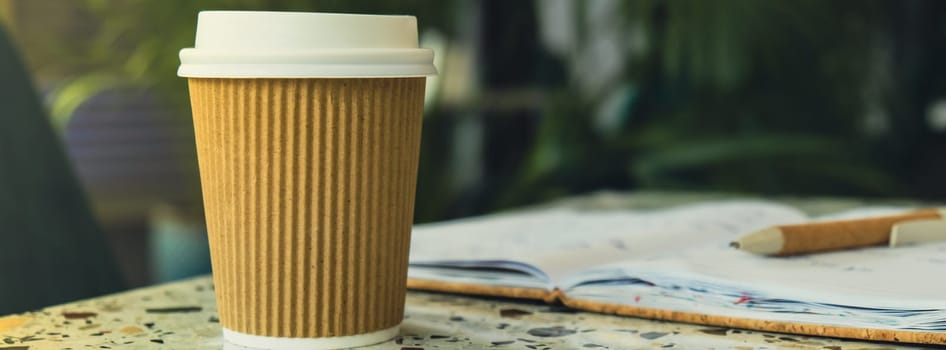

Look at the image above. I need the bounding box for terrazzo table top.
[0,191,937,349]
[0,276,929,349]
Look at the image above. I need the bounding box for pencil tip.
[729,241,741,249]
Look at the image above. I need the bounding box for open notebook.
[407,201,946,345]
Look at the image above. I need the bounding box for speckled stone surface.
[0,276,931,349]
[0,192,938,349]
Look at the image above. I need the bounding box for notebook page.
[528,202,808,284]
[605,242,946,309]
[568,243,946,330]
[409,209,587,289]
[410,201,807,286]
[410,208,588,264]
[565,207,946,331]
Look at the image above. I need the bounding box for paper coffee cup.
[179,11,435,350]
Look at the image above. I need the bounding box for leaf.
[48,73,128,130]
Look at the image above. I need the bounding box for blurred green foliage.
[617,0,895,193]
[500,0,946,215]
[46,0,456,124]
[25,0,946,222]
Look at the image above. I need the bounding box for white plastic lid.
[178,11,437,78]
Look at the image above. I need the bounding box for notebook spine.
[558,296,946,345]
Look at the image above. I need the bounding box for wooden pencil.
[731,209,945,256]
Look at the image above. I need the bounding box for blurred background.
[2,0,946,299]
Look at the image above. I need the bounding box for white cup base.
[222,325,399,350]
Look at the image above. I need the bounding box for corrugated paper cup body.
[179,11,435,350]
